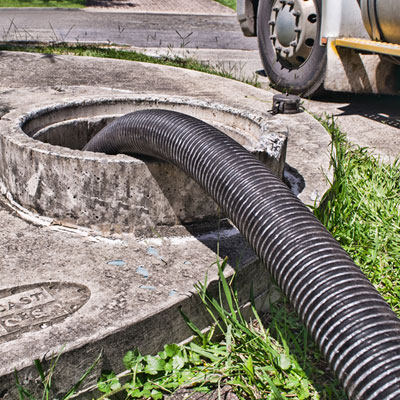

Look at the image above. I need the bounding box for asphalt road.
[0,8,258,50]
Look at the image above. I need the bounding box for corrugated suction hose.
[84,109,400,400]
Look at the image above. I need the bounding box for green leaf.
[188,350,201,365]
[151,389,164,400]
[63,351,103,399]
[142,388,152,398]
[14,369,35,400]
[143,355,166,375]
[126,387,143,398]
[244,355,255,382]
[97,371,121,393]
[298,379,310,399]
[33,359,46,384]
[164,360,173,373]
[123,348,142,369]
[134,390,146,398]
[264,374,286,400]
[179,306,207,345]
[172,354,186,370]
[164,344,180,358]
[178,369,196,385]
[217,258,237,322]
[189,342,220,362]
[277,354,291,371]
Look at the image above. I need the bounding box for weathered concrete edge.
[0,251,275,399]
[0,92,288,236]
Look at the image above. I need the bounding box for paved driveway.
[0,8,256,50]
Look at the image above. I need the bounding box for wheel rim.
[268,0,318,68]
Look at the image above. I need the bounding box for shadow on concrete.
[40,53,59,63]
[283,163,306,198]
[142,158,306,273]
[0,105,10,119]
[139,155,257,271]
[86,0,139,7]
[314,92,400,130]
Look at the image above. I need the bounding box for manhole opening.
[21,99,262,151]
[8,97,286,234]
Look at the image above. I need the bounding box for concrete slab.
[0,51,331,398]
[0,195,271,399]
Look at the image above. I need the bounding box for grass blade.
[63,351,103,399]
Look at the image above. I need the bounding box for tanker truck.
[237,0,400,96]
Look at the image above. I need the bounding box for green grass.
[314,116,400,313]
[92,259,344,400]
[0,0,85,7]
[214,0,236,10]
[0,42,260,87]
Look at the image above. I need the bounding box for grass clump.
[0,0,85,7]
[15,260,343,399]
[94,258,343,399]
[15,351,102,399]
[314,116,400,313]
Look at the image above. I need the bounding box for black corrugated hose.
[84,109,400,400]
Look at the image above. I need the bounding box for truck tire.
[257,0,326,97]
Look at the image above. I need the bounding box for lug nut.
[293,10,301,16]
[270,35,277,41]
[287,0,294,5]
[273,6,280,11]
[290,41,298,47]
[283,49,290,55]
[280,0,287,4]
[294,27,302,32]
[269,20,276,26]
[275,45,282,52]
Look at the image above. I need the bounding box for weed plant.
[14,351,101,399]
[94,259,343,400]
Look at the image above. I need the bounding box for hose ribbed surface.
[84,109,400,400]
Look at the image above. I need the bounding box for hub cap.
[269,0,318,68]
